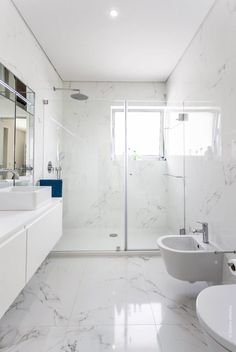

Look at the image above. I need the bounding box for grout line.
[64,261,87,329]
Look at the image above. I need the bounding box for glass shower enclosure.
[58,98,186,251]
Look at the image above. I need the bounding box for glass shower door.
[126,101,185,250]
[60,98,126,251]
[126,101,166,250]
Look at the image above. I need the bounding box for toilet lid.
[197,285,236,352]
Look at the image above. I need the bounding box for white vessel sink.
[0,186,52,210]
[157,235,223,282]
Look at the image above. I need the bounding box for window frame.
[111,106,165,161]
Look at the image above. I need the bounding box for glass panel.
[182,101,222,234]
[60,99,125,251]
[164,104,185,236]
[0,94,15,186]
[126,101,183,250]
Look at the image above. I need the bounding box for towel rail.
[213,250,236,254]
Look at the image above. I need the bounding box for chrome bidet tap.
[192,222,209,244]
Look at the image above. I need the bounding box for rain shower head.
[70,92,88,101]
[53,87,88,101]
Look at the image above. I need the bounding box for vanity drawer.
[0,229,26,318]
[26,203,62,282]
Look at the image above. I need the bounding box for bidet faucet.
[192,222,209,244]
[0,168,19,180]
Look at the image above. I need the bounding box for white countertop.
[0,199,62,245]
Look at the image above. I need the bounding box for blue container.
[39,179,63,198]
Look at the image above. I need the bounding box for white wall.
[167,0,236,255]
[56,81,167,250]
[0,0,63,181]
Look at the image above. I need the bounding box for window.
[185,111,220,156]
[166,110,221,156]
[112,108,164,159]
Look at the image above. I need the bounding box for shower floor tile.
[0,256,208,351]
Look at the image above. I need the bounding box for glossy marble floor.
[0,255,208,351]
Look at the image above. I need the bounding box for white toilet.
[197,285,236,352]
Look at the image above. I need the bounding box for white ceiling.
[13,0,215,82]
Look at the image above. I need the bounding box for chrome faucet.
[0,168,20,180]
[192,222,209,244]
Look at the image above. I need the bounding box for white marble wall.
[0,0,63,181]
[167,0,236,257]
[56,82,168,250]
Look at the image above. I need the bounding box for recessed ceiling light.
[109,8,119,18]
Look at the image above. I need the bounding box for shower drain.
[109,233,118,237]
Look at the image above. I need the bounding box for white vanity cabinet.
[0,200,62,319]
[0,228,26,318]
[26,203,62,282]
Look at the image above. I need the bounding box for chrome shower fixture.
[53,86,88,101]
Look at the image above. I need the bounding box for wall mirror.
[0,63,35,186]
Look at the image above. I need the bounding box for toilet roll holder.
[228,262,236,272]
[212,250,236,272]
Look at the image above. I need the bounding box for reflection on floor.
[0,256,208,351]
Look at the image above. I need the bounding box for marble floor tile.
[0,326,66,352]
[62,325,160,352]
[0,258,85,328]
[149,295,198,326]
[61,324,207,352]
[144,267,207,306]
[0,324,208,352]
[155,324,208,352]
[126,256,167,276]
[69,281,156,326]
[69,261,157,326]
[0,255,209,351]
